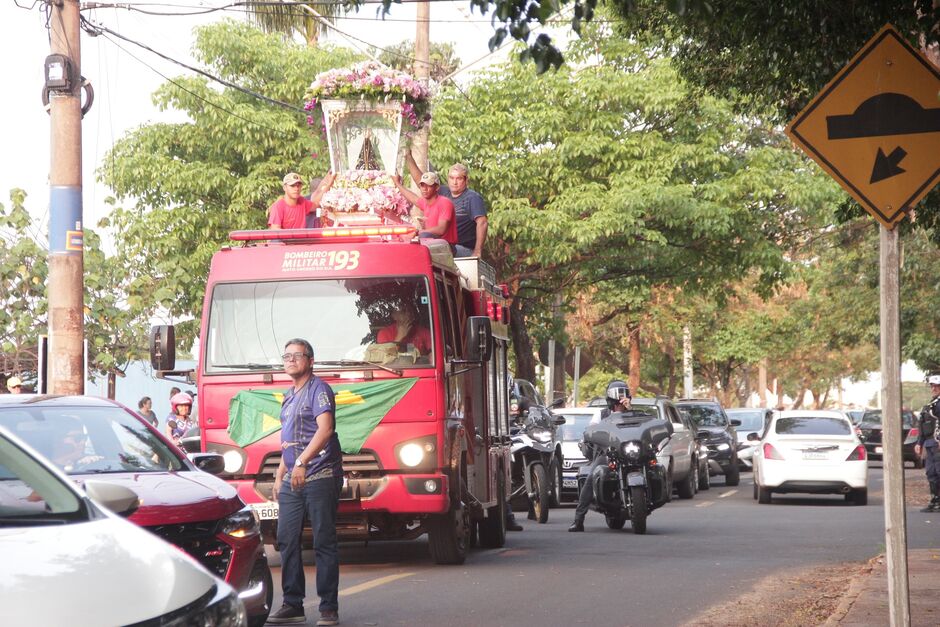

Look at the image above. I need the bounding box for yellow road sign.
[786,24,940,229]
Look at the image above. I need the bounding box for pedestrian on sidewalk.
[915,374,940,512]
[268,338,342,626]
[138,396,159,429]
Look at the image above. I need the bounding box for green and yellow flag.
[227,378,417,453]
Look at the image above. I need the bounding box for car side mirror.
[730,419,742,427]
[746,432,761,442]
[84,480,140,517]
[464,316,493,362]
[150,324,176,371]
[189,453,225,475]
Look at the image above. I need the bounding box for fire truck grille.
[258,451,382,476]
[255,451,382,500]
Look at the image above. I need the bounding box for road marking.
[695,501,714,508]
[338,572,415,597]
[718,490,738,498]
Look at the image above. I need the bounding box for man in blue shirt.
[268,339,343,626]
[406,154,488,258]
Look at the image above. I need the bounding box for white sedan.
[0,425,247,626]
[752,410,868,505]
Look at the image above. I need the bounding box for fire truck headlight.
[223,450,244,473]
[395,436,436,469]
[399,443,425,467]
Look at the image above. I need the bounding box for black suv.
[857,408,922,468]
[675,399,740,486]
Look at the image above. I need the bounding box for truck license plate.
[251,502,279,520]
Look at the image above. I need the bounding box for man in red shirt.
[393,172,457,245]
[376,305,432,355]
[268,172,334,229]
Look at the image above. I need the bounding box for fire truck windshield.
[204,276,435,374]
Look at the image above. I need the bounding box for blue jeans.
[277,475,343,612]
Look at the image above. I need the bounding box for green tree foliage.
[100,21,361,350]
[619,1,940,121]
[376,40,461,83]
[429,30,841,380]
[0,189,149,384]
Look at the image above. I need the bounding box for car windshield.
[615,405,660,420]
[205,276,435,374]
[726,410,765,431]
[557,413,599,441]
[775,417,851,436]
[680,405,728,427]
[859,410,914,428]
[0,405,185,475]
[0,432,85,525]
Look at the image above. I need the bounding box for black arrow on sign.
[870,147,907,183]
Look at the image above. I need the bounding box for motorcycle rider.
[915,374,940,512]
[568,380,632,532]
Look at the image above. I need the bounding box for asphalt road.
[266,467,935,626]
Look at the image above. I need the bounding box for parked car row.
[0,394,272,626]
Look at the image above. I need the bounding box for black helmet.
[605,379,631,410]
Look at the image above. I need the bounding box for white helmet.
[928,374,940,385]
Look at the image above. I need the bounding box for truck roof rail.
[229,226,416,242]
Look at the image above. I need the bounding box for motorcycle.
[578,412,672,534]
[509,408,559,523]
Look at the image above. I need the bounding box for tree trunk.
[791,387,807,409]
[509,299,536,382]
[628,324,641,394]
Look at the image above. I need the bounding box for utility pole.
[880,226,910,627]
[682,325,693,398]
[47,0,85,395]
[412,1,430,171]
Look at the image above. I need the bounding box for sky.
[0,0,510,248]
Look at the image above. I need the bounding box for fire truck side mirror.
[466,316,493,362]
[150,325,177,371]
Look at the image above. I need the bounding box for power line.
[80,15,305,112]
[96,30,300,138]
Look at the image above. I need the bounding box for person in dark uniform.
[268,338,343,626]
[915,374,940,513]
[568,380,632,532]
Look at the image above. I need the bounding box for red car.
[0,394,272,627]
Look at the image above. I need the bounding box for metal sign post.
[784,24,940,626]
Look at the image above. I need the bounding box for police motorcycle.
[509,407,563,524]
[578,406,672,534]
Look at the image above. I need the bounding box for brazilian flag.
[227,378,417,453]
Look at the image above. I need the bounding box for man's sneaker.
[921,500,939,513]
[317,610,340,626]
[266,604,305,624]
[506,518,523,531]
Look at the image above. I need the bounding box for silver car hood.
[0,515,217,626]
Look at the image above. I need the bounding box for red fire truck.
[151,226,512,564]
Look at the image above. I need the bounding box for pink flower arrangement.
[320,169,411,218]
[304,62,432,131]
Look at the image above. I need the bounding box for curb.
[823,555,881,626]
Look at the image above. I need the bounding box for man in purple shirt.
[269,338,342,626]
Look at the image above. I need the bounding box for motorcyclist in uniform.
[915,374,940,512]
[568,380,632,532]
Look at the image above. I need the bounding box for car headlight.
[165,583,247,627]
[396,436,436,468]
[220,506,260,539]
[529,427,552,443]
[621,441,642,462]
[716,443,731,451]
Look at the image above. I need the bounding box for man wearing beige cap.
[6,376,23,394]
[268,172,335,230]
[392,171,457,245]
